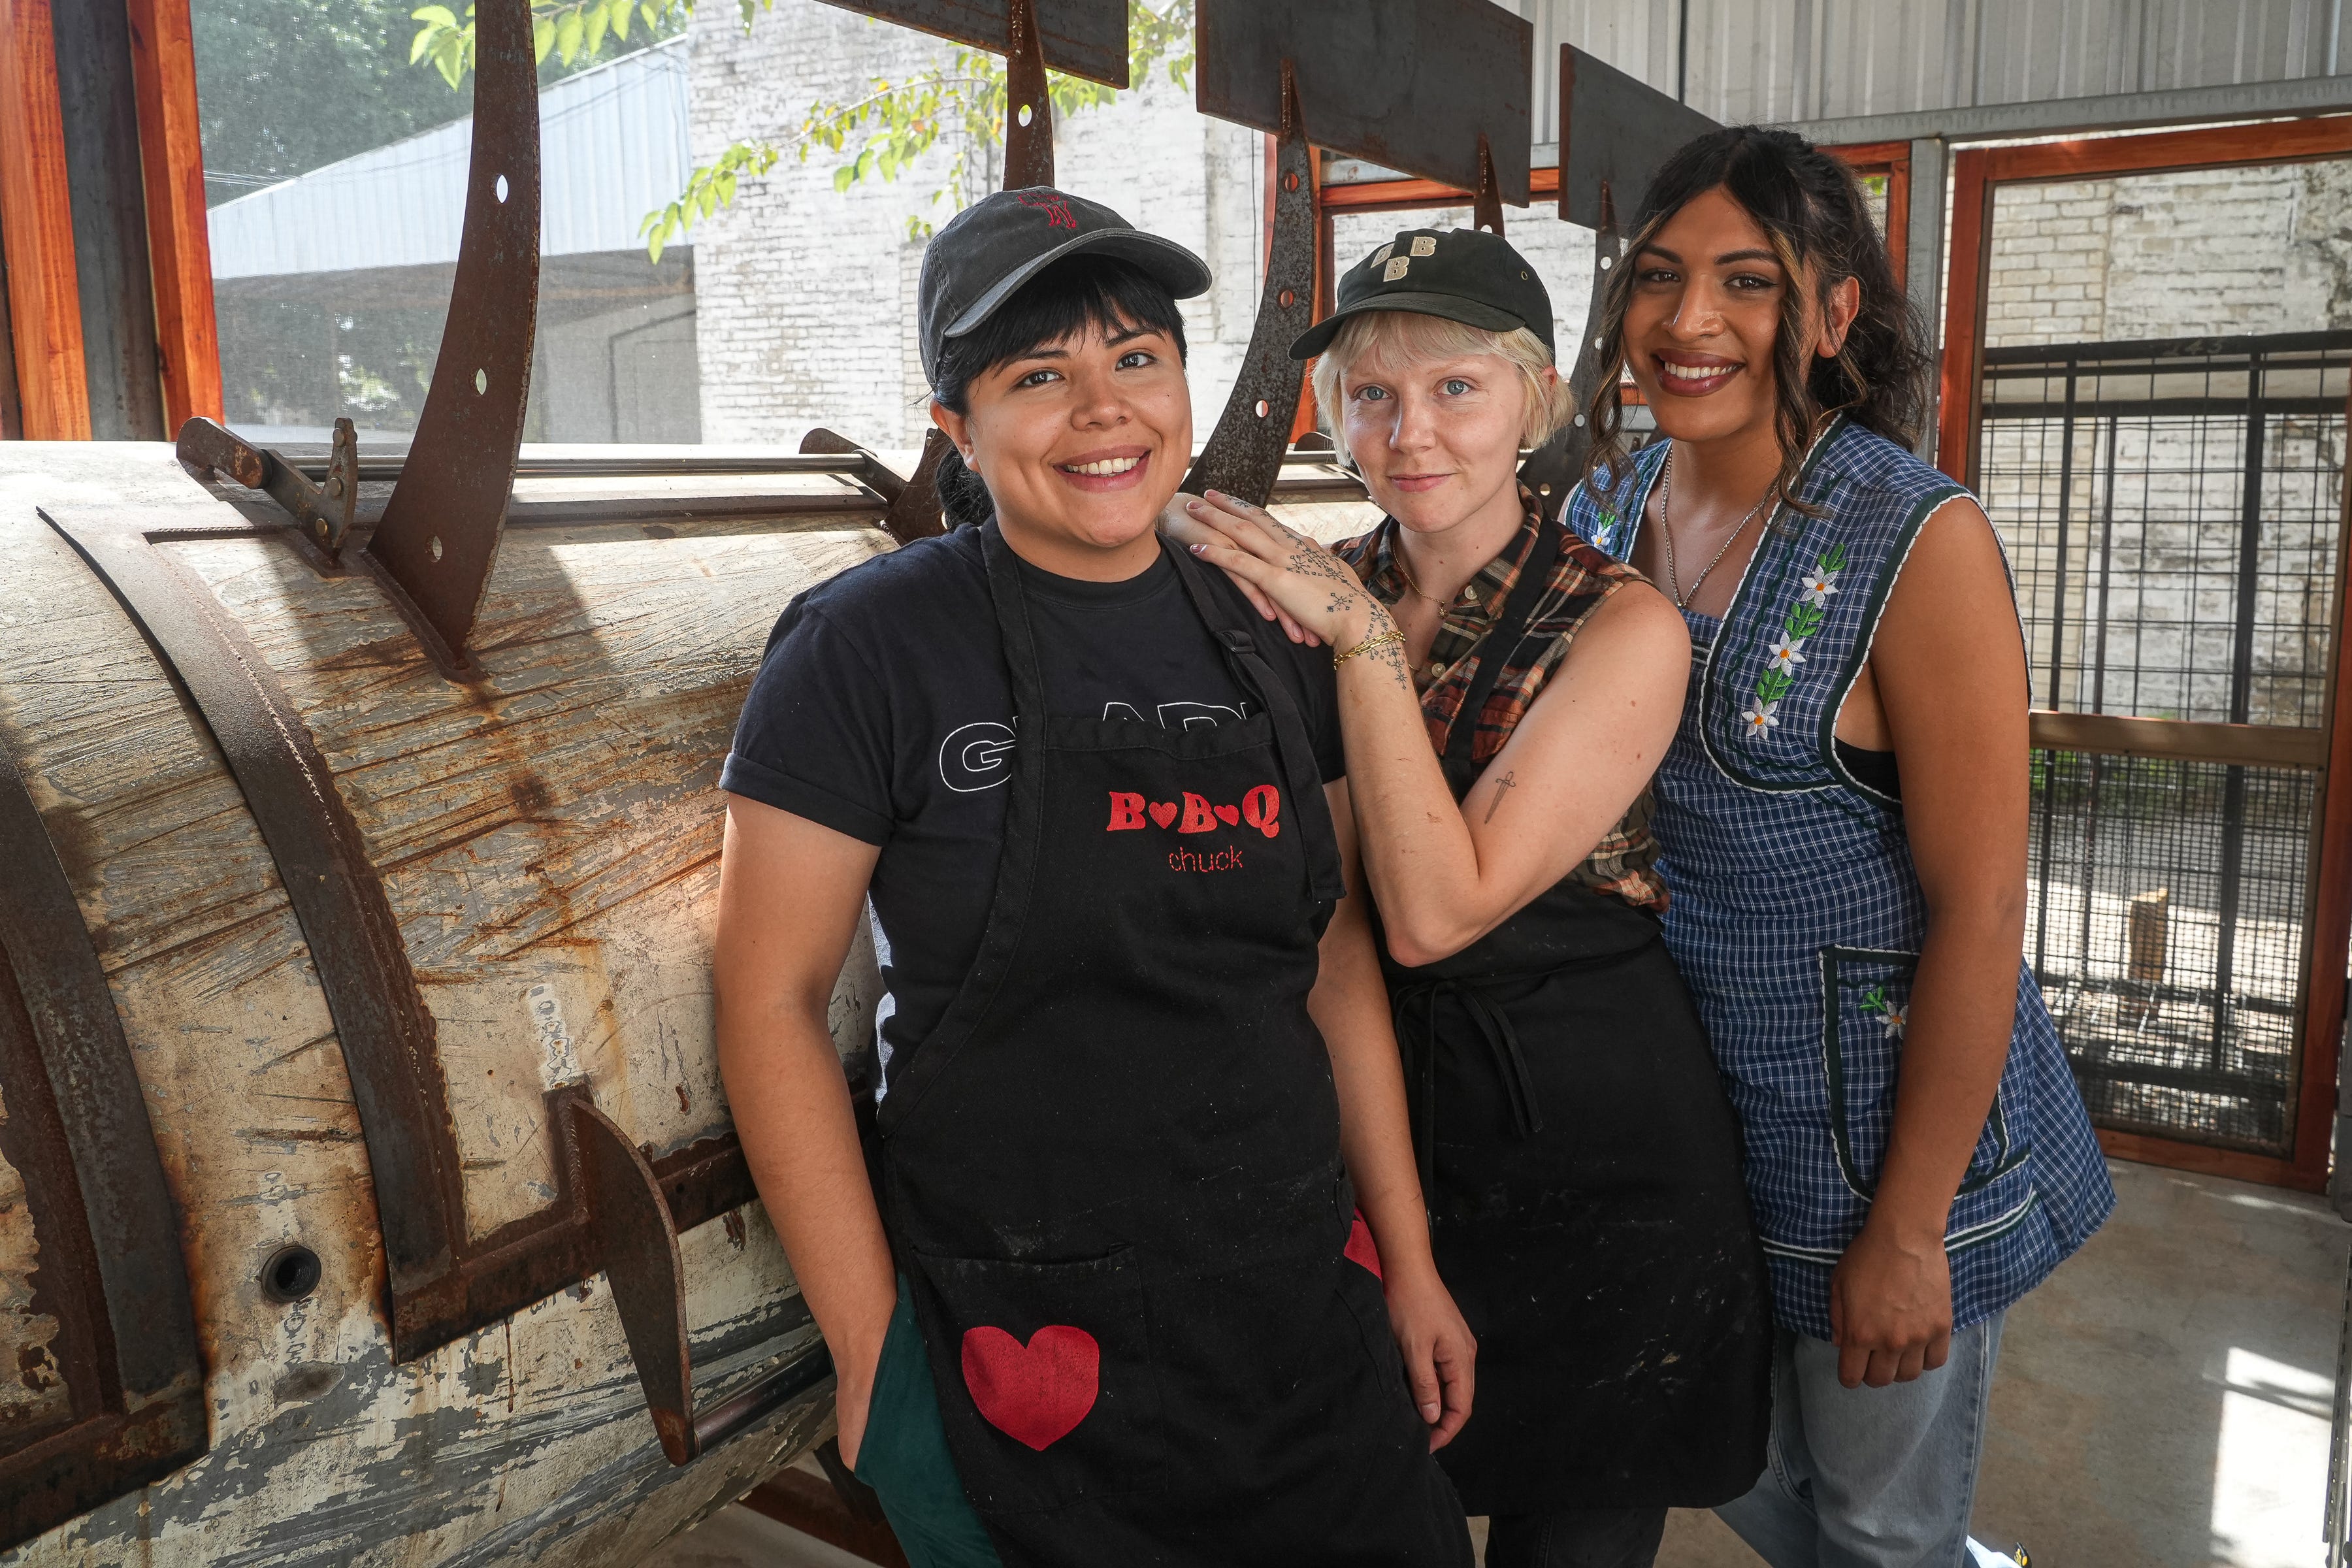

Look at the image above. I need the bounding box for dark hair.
[1582,125,1931,514]
[930,251,1190,529]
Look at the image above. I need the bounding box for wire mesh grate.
[1983,331,2347,1154]
[2027,753,2315,1151]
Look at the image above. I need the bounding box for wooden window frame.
[125,0,221,431]
[1823,139,1912,289]
[1940,115,2352,1190]
[0,0,219,440]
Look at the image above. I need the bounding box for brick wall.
[1984,160,2352,348]
[686,1,1264,450]
[1976,159,2351,730]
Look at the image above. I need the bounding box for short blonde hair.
[1308,309,1572,456]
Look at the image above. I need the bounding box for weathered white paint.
[0,444,889,1565]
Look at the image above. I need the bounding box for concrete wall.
[685,0,1264,451]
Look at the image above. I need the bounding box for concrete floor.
[642,1160,2349,1568]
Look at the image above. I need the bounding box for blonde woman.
[1173,228,1769,1568]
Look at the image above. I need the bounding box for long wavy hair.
[1580,126,1931,514]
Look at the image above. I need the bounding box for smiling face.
[1620,184,1856,446]
[933,315,1192,578]
[1337,325,1541,544]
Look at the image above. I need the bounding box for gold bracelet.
[1332,628,1404,668]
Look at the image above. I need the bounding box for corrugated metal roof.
[207,37,691,280]
[1514,0,2344,133]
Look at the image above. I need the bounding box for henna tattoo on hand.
[1484,771,1518,823]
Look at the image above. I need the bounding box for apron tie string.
[1391,977,1546,1203]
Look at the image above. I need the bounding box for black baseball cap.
[1290,227,1554,360]
[917,187,1212,385]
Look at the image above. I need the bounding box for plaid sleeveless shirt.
[1568,418,2115,1339]
[1335,491,1668,913]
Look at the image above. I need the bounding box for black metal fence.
[1980,331,2348,1154]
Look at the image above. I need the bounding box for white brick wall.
[686,1,1264,450]
[1985,160,2352,348]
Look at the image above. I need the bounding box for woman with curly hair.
[1563,127,2114,1566]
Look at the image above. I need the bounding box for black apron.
[874,525,1471,1568]
[1379,518,1771,1515]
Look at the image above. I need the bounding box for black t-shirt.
[719,525,1345,1088]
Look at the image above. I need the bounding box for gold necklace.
[1658,446,1774,610]
[1390,529,1450,607]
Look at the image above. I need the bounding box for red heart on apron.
[1147,800,1179,829]
[1214,804,1240,826]
[1345,1210,1383,1279]
[962,1325,1100,1451]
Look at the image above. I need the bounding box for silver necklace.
[1658,446,1774,610]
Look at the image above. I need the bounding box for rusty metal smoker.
[0,0,1705,1558]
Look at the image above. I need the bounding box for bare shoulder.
[1575,576,1691,666]
[1884,493,2017,635]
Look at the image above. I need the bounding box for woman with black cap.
[1172,227,1771,1568]
[713,187,1476,1568]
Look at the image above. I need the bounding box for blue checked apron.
[1566,416,2115,1340]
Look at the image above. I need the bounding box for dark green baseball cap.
[1290,227,1554,361]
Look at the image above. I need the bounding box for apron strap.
[877,524,1054,1137]
[1440,516,1565,767]
[1167,540,1348,907]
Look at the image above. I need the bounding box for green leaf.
[532,14,555,61]
[584,2,611,56]
[1822,542,1848,572]
[1756,668,1792,703]
[554,10,583,63]
[611,0,632,39]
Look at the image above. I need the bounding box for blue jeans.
[1716,1314,2019,1568]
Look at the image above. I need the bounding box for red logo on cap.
[1017,191,1078,231]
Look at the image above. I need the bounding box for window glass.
[193,1,1256,454]
[195,0,692,444]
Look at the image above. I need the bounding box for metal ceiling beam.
[1327,74,2352,190]
[1774,74,2352,151]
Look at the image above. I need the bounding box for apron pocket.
[907,1245,1165,1514]
[1821,946,2031,1204]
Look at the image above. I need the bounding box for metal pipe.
[2213,354,2271,1066]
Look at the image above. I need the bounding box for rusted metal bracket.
[817,1,1126,90]
[1473,133,1505,236]
[0,741,208,1551]
[1195,0,1533,200]
[1516,180,1615,508]
[41,507,781,1375]
[1183,61,1313,506]
[574,1098,833,1464]
[177,414,361,552]
[800,427,948,544]
[1519,44,1721,509]
[362,0,542,661]
[1003,0,1053,187]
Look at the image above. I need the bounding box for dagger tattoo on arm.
[1484,770,1518,823]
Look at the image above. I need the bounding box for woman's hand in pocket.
[1384,1262,1477,1450]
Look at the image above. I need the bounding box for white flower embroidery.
[1799,570,1841,606]
[1878,1007,1907,1039]
[1765,636,1808,671]
[1739,702,1780,735]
